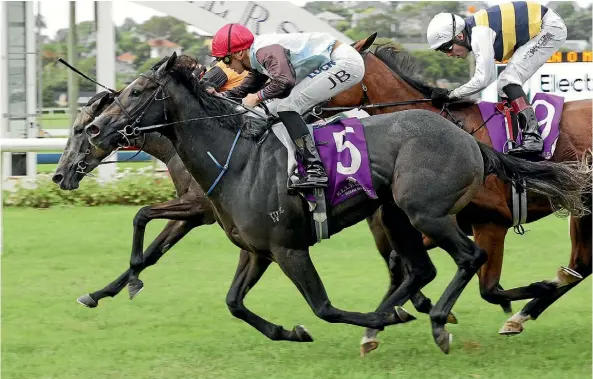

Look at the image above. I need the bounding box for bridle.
[112,73,172,142]
[102,64,257,196]
[75,99,147,177]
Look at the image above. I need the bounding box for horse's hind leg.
[500,214,592,335]
[416,214,487,354]
[226,250,311,341]
[77,220,194,307]
[367,213,437,314]
[360,210,441,357]
[273,246,416,330]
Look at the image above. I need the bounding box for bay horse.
[85,53,587,354]
[324,42,592,353]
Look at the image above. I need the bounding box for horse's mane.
[156,54,268,140]
[372,43,477,108]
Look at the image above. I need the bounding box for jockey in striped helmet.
[426,2,567,158]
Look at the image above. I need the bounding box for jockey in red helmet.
[210,23,365,190]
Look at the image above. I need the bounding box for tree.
[35,13,47,30]
[117,31,141,56]
[119,17,138,33]
[169,23,189,43]
[137,16,184,38]
[134,44,151,65]
[409,49,470,86]
[547,2,592,42]
[304,2,351,18]
[137,57,163,74]
[355,13,399,39]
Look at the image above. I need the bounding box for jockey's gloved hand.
[430,88,451,107]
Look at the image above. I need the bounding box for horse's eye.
[74,128,83,135]
[131,89,141,97]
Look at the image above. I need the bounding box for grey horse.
[84,53,588,354]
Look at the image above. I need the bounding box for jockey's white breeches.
[265,43,365,116]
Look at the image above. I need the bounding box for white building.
[148,38,183,59]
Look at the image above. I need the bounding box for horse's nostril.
[85,124,100,137]
[52,173,64,184]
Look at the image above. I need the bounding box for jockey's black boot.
[278,110,328,190]
[503,84,543,158]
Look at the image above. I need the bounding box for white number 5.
[333,126,362,175]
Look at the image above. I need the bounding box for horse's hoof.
[446,311,459,324]
[76,294,98,308]
[433,329,453,354]
[395,306,416,323]
[293,325,313,342]
[558,266,582,286]
[360,336,379,357]
[499,320,524,336]
[128,279,144,300]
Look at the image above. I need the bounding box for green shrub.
[3,172,177,208]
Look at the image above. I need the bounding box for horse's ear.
[97,91,111,108]
[89,91,110,113]
[156,52,177,77]
[351,33,378,53]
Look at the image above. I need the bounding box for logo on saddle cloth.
[311,118,378,206]
[477,93,565,160]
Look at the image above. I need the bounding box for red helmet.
[211,23,254,58]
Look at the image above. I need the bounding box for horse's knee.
[457,246,487,273]
[479,284,501,305]
[133,206,151,228]
[415,260,437,285]
[226,298,245,319]
[313,303,340,323]
[410,293,433,313]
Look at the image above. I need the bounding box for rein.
[315,99,433,114]
[110,69,249,197]
[60,58,257,189]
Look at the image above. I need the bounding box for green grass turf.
[2,206,591,379]
[39,114,71,129]
[36,161,155,174]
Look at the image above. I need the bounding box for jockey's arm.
[449,26,497,99]
[222,70,268,99]
[253,44,297,101]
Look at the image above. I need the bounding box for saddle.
[268,108,374,244]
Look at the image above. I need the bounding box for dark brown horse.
[323,42,592,354]
[54,42,454,325]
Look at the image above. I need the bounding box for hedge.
[3,170,177,208]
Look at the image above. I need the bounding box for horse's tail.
[477,141,592,217]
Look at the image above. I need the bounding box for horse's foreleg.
[77,220,194,308]
[127,196,213,299]
[473,223,513,313]
[475,219,581,305]
[500,214,592,335]
[226,250,310,341]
